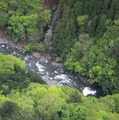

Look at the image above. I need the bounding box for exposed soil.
[0,28,11,42]
[0,28,26,50]
[43,0,58,10]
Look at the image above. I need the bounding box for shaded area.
[43,0,58,10]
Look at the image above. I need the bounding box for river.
[0,40,97,96]
[0,0,97,95]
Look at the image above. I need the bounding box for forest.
[0,0,119,119]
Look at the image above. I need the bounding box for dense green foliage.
[0,53,25,74]
[0,0,51,42]
[52,5,76,58]
[51,0,119,94]
[25,43,46,53]
[1,0,119,119]
[0,83,119,120]
[0,54,46,95]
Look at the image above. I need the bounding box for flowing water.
[0,41,97,96]
[0,42,79,87]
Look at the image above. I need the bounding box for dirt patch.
[43,0,58,10]
[0,28,11,43]
[0,28,26,50]
[32,52,42,58]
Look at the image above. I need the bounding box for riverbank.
[0,29,26,50]
[0,29,63,66]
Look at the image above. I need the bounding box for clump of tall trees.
[51,0,119,94]
[0,0,51,42]
[0,81,119,120]
[0,53,46,95]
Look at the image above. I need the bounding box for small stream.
[0,41,96,96]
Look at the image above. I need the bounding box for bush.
[0,101,18,117]
[25,43,46,53]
